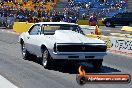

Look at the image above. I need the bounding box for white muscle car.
[19,22,107,69]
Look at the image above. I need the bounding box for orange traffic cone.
[95,25,101,35]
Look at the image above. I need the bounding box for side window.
[115,14,122,18]
[29,25,41,35]
[42,25,60,35]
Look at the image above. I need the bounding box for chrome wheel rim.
[43,50,48,66]
[22,44,26,57]
[106,22,111,26]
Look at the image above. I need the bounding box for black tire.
[76,75,87,85]
[21,42,31,60]
[42,48,52,68]
[92,59,103,69]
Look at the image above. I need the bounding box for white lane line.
[0,75,18,88]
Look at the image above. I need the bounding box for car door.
[26,24,42,55]
[122,13,131,25]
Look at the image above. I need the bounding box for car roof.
[35,22,78,25]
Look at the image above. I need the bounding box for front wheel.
[42,49,52,68]
[21,43,31,60]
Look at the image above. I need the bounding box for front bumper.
[51,52,107,60]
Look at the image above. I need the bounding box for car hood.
[53,30,105,44]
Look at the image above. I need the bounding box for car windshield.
[42,24,83,35]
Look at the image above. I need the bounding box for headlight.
[102,18,106,21]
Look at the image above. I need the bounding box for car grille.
[57,45,107,52]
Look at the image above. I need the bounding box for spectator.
[24,8,30,17]
[42,9,45,17]
[37,9,41,18]
[16,13,25,22]
[27,14,33,23]
[82,13,86,20]
[69,14,77,23]
[85,3,89,8]
[7,13,14,28]
[34,17,39,23]
[89,13,97,26]
[51,0,54,3]
[63,15,69,22]
[1,12,6,27]
[32,10,37,17]
[52,12,61,22]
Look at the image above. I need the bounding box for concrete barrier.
[98,20,104,26]
[121,26,132,32]
[86,34,112,48]
[86,34,132,55]
[13,19,104,33]
[77,20,88,25]
[109,37,132,54]
[77,20,104,26]
[13,22,34,33]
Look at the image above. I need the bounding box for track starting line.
[0,75,18,88]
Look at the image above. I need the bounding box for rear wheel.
[105,21,113,27]
[92,59,103,69]
[42,48,52,68]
